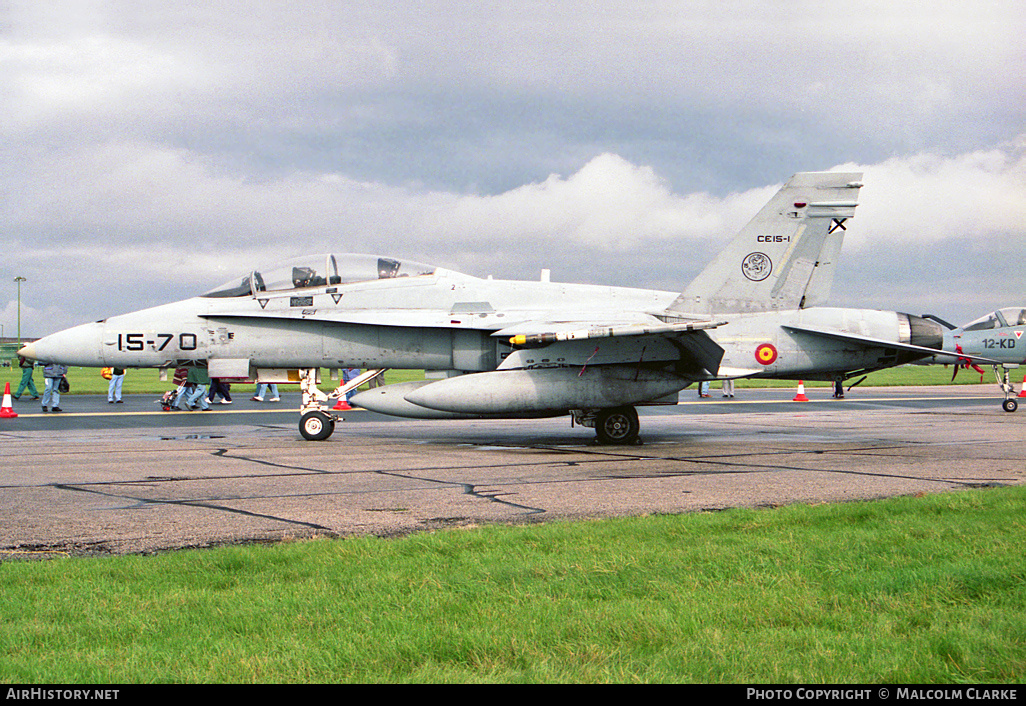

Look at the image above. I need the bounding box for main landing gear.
[573,406,642,445]
[297,368,386,440]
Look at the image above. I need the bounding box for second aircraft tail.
[668,171,863,316]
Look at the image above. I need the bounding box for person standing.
[170,367,190,410]
[342,368,361,402]
[182,367,211,410]
[252,382,279,402]
[42,362,67,413]
[13,355,39,401]
[335,367,362,409]
[208,377,232,404]
[107,367,125,403]
[722,378,735,398]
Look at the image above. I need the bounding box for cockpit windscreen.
[203,254,436,298]
[961,308,1026,331]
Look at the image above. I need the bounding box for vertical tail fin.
[668,171,863,315]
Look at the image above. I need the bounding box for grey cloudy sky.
[2,0,1024,337]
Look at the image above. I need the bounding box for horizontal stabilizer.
[781,324,1000,365]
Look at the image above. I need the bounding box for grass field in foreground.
[2,486,1024,683]
[0,361,998,397]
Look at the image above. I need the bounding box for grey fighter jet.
[20,171,972,443]
[912,308,1025,412]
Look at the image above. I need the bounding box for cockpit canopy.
[203,254,436,298]
[961,308,1026,331]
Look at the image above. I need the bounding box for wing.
[493,317,726,378]
[203,303,727,378]
[201,306,678,331]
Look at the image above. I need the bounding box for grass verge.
[2,486,1024,683]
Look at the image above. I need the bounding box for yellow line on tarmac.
[674,394,997,406]
[10,407,369,419]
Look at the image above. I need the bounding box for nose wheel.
[996,366,1019,413]
[297,368,338,441]
[300,410,336,441]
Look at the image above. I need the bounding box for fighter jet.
[21,171,972,443]
[912,308,1025,412]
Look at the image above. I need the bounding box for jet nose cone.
[24,322,106,366]
[17,342,37,360]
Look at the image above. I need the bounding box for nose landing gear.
[297,368,387,440]
[997,366,1019,413]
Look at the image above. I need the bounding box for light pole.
[14,276,26,347]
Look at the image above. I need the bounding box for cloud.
[842,138,1026,249]
[3,136,1023,335]
[2,1,1023,334]
[416,154,757,251]
[5,2,1022,190]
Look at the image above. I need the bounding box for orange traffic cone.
[333,398,352,410]
[792,380,809,402]
[1,382,18,418]
[1018,375,1025,398]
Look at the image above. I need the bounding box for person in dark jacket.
[42,362,67,413]
[13,356,39,400]
[181,367,211,411]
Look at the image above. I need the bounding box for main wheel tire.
[300,411,335,441]
[595,406,640,445]
[1002,398,1018,413]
